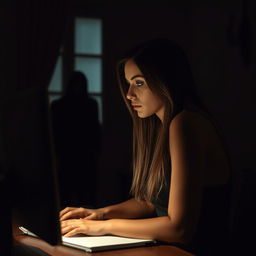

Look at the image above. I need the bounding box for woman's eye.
[135,80,144,87]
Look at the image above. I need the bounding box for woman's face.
[124,59,165,121]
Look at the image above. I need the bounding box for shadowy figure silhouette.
[51,71,101,208]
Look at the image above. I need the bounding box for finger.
[60,207,75,217]
[61,225,74,235]
[60,208,84,221]
[60,207,75,218]
[60,220,70,229]
[64,228,82,237]
[61,219,80,234]
[61,219,82,229]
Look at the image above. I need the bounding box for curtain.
[0,0,68,254]
[16,0,67,90]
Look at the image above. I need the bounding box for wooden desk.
[13,230,195,256]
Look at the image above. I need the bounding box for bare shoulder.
[169,110,230,186]
[169,110,207,141]
[168,111,207,174]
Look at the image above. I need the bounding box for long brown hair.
[117,39,202,201]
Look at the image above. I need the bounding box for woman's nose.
[126,86,136,100]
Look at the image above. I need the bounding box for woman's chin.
[137,112,150,118]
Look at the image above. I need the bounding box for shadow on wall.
[51,71,102,208]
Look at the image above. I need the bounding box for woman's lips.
[132,105,142,109]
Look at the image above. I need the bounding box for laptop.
[19,226,156,252]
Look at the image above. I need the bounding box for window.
[74,17,103,123]
[48,17,103,123]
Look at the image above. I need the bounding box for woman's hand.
[60,207,104,221]
[61,219,108,237]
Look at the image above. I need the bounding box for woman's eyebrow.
[130,74,145,80]
[125,75,145,84]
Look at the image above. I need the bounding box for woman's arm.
[60,198,156,221]
[99,198,156,219]
[62,216,184,244]
[106,216,184,243]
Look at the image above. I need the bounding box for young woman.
[60,39,231,255]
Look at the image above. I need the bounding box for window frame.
[48,14,104,124]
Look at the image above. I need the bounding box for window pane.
[91,95,103,124]
[48,56,62,92]
[75,57,102,93]
[75,17,102,55]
